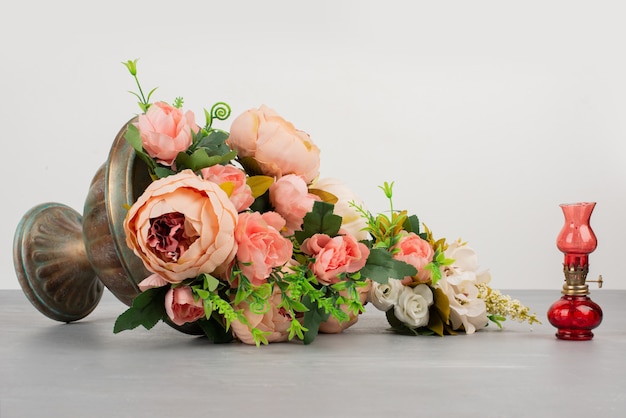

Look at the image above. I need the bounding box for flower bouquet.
[113,60,539,346]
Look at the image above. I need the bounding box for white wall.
[3,1,625,291]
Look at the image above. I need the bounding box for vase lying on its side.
[13,119,200,334]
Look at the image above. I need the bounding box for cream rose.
[227,105,320,183]
[368,278,404,311]
[124,169,238,284]
[393,284,434,328]
[311,178,370,241]
[438,241,490,334]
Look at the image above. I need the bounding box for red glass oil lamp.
[547,202,603,340]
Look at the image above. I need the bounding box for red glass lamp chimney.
[547,202,603,341]
[556,202,597,269]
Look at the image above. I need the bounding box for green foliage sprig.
[122,59,157,113]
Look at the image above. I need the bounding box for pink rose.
[301,233,370,285]
[319,279,372,334]
[165,286,205,326]
[230,285,294,345]
[269,174,320,235]
[124,169,238,284]
[201,164,254,212]
[234,211,293,286]
[227,105,320,183]
[134,101,199,166]
[393,232,434,284]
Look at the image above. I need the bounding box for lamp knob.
[586,274,603,289]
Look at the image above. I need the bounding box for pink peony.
[269,174,320,235]
[133,101,199,166]
[234,211,293,286]
[227,105,320,183]
[301,233,370,285]
[201,164,254,212]
[124,169,238,284]
[393,232,434,284]
[230,285,294,345]
[164,286,205,326]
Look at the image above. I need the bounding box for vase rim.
[559,201,596,208]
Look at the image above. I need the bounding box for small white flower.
[368,279,403,311]
[393,284,433,328]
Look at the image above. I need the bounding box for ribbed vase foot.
[13,203,104,322]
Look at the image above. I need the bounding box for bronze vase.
[13,119,199,334]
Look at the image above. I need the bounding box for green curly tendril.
[204,102,232,131]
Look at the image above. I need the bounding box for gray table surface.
[1,288,625,418]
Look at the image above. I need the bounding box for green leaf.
[359,248,417,284]
[113,287,167,333]
[308,188,338,204]
[302,294,330,345]
[194,288,211,299]
[403,214,421,235]
[203,274,220,292]
[146,87,158,103]
[488,314,506,329]
[154,166,176,179]
[196,129,231,155]
[176,148,237,172]
[294,201,342,243]
[124,123,143,154]
[196,317,234,344]
[385,308,420,335]
[247,175,274,199]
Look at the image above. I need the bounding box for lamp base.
[554,329,594,341]
[547,295,603,341]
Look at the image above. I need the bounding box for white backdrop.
[3,1,625,291]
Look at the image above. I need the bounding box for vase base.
[555,329,594,341]
[13,203,104,322]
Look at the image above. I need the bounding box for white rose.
[368,279,403,311]
[311,178,370,241]
[393,284,433,328]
